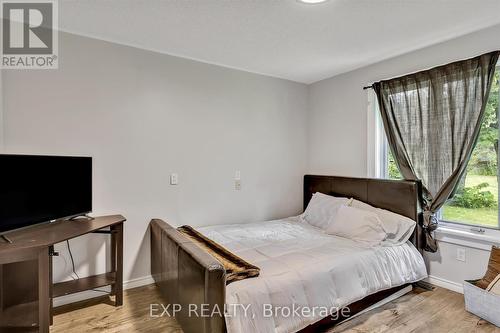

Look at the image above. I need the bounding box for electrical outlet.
[456,248,466,262]
[235,179,241,190]
[170,173,179,185]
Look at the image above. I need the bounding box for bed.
[150,175,427,333]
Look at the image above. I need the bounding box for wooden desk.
[0,215,125,333]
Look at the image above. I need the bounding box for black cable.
[66,240,80,280]
[66,240,108,294]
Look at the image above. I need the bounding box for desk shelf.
[52,272,117,298]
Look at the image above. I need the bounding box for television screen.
[0,154,92,233]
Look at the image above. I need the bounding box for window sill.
[435,224,500,251]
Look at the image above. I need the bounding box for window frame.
[367,90,388,179]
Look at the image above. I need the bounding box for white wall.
[308,23,500,291]
[0,69,3,149]
[425,236,493,293]
[1,32,308,294]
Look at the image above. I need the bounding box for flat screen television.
[0,154,92,234]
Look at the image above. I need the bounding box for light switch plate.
[170,173,178,185]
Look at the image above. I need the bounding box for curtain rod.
[362,51,499,91]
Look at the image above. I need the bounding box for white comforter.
[198,217,427,333]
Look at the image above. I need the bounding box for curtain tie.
[422,210,438,252]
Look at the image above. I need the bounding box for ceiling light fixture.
[298,0,329,4]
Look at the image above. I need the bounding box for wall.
[0,69,3,149]
[1,32,308,302]
[308,23,500,291]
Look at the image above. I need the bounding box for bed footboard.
[150,219,226,333]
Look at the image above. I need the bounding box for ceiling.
[59,0,500,84]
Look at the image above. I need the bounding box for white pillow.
[302,192,349,229]
[325,205,387,246]
[350,199,416,245]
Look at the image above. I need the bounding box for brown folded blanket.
[476,246,500,289]
[177,225,260,284]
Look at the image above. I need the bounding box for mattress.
[198,216,427,333]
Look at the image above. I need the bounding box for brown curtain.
[373,51,499,252]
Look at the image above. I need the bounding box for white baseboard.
[124,275,155,290]
[425,275,464,294]
[53,275,155,307]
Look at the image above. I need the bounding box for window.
[372,67,500,229]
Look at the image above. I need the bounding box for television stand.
[0,214,126,333]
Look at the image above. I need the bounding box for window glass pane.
[388,149,402,180]
[442,69,499,228]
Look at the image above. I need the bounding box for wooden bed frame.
[150,175,424,333]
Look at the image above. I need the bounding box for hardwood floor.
[329,286,500,333]
[51,284,500,333]
[51,284,182,333]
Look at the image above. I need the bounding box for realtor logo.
[1,0,58,69]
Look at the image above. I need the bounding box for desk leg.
[110,229,116,297]
[49,249,53,325]
[38,248,50,333]
[111,223,123,306]
[0,264,3,313]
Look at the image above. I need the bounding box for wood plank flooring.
[51,284,500,333]
[51,284,182,333]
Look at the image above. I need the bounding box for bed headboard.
[304,175,424,252]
